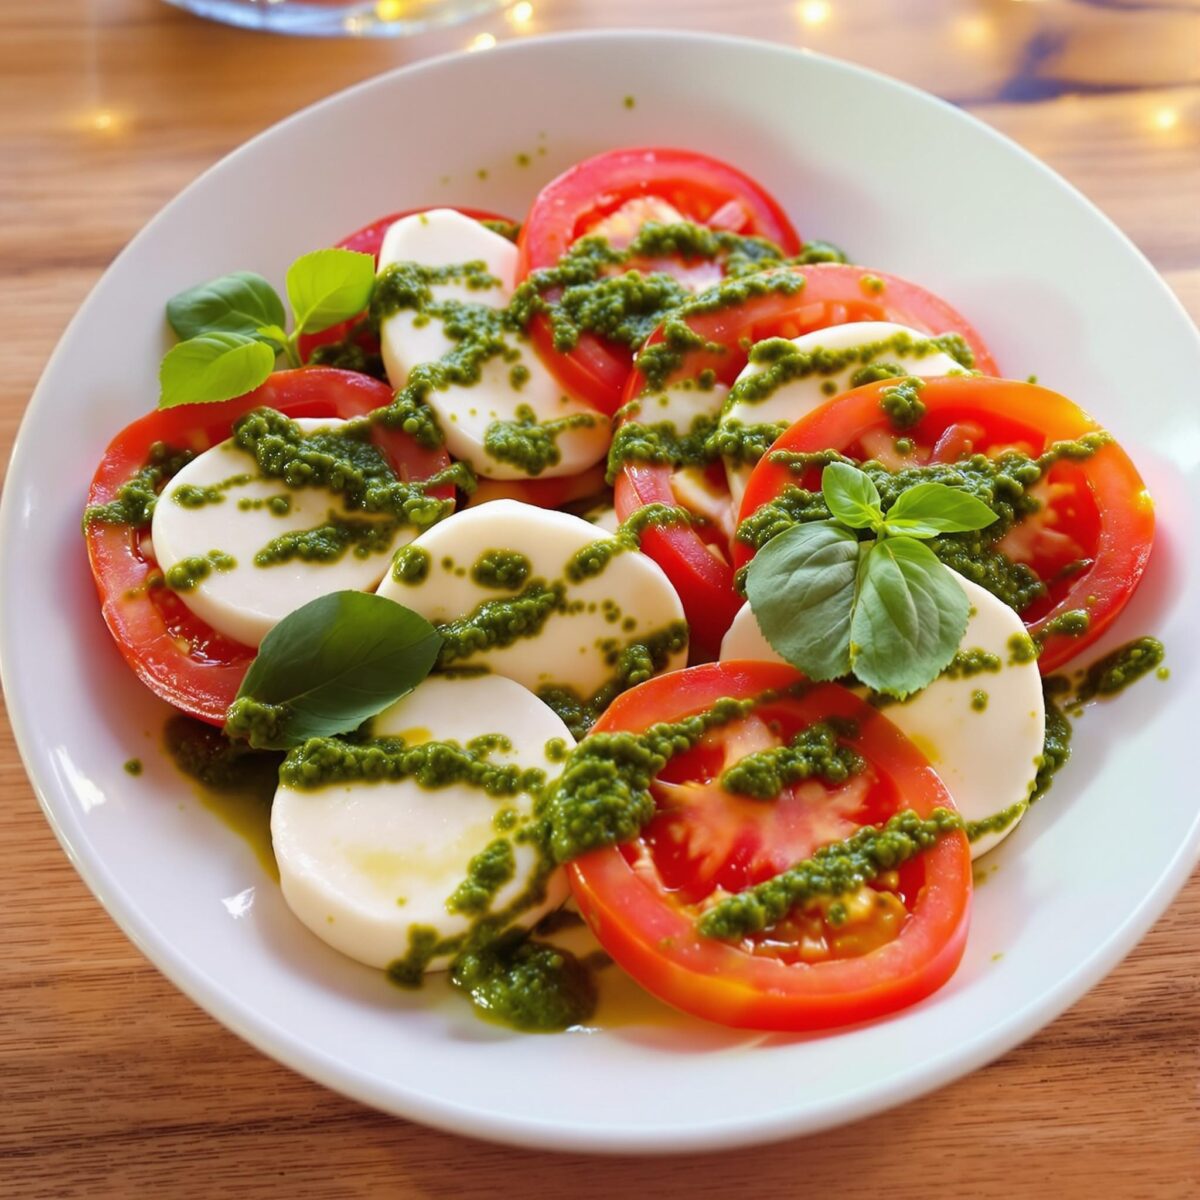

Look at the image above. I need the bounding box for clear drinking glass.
[164,0,506,37]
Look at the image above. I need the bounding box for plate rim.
[3,28,1200,1155]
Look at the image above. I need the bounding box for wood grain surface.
[2,1,1199,1195]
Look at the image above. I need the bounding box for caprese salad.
[83,146,1163,1034]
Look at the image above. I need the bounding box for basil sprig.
[224,591,442,750]
[745,462,998,698]
[160,248,375,408]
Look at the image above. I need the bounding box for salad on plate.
[81,146,1162,1034]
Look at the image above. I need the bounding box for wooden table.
[2,1,1198,1194]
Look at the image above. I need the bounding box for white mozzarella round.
[150,418,404,648]
[378,208,610,481]
[719,573,1045,857]
[720,322,968,505]
[271,674,573,972]
[377,498,687,699]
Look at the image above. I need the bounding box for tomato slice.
[567,662,972,1031]
[614,264,999,656]
[297,205,516,364]
[84,368,453,724]
[516,147,803,415]
[735,375,1154,673]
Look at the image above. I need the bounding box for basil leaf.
[286,248,375,336]
[745,522,861,681]
[821,462,883,530]
[166,271,286,342]
[255,323,290,349]
[850,538,968,697]
[158,332,275,408]
[225,591,442,750]
[883,482,998,538]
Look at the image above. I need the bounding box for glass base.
[164,0,505,38]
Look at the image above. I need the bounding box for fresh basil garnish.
[166,271,287,343]
[285,248,376,337]
[158,331,276,409]
[158,248,375,408]
[744,522,859,682]
[849,535,968,696]
[746,463,997,698]
[224,591,442,750]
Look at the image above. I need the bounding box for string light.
[954,15,993,47]
[468,31,497,51]
[375,0,405,20]
[796,0,831,26]
[509,1,533,25]
[1151,107,1179,132]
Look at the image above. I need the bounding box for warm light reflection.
[796,0,831,26]
[77,107,125,136]
[468,31,497,51]
[509,1,533,25]
[954,15,993,47]
[1151,107,1180,132]
[343,12,369,34]
[375,0,405,19]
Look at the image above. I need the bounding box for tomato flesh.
[614,264,1000,655]
[568,662,972,1031]
[735,375,1153,672]
[84,368,452,723]
[516,147,803,415]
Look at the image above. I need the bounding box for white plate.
[3,31,1198,1154]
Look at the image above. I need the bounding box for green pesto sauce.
[237,493,293,516]
[544,693,768,862]
[1039,609,1091,641]
[718,722,864,799]
[1075,636,1164,702]
[878,377,927,431]
[171,473,254,508]
[536,620,689,741]
[82,442,194,531]
[564,502,692,583]
[970,689,989,712]
[446,837,515,914]
[123,758,143,776]
[470,548,532,590]
[391,544,431,584]
[164,714,284,800]
[253,512,398,566]
[436,580,566,666]
[734,436,1110,614]
[943,648,1002,679]
[633,271,809,392]
[698,808,963,940]
[279,730,544,796]
[231,407,451,535]
[1032,682,1073,802]
[307,318,386,380]
[724,332,972,410]
[482,404,598,476]
[164,549,236,591]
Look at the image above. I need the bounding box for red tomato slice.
[735,375,1154,673]
[516,147,803,415]
[297,205,516,363]
[567,662,972,1031]
[84,368,453,724]
[615,264,999,656]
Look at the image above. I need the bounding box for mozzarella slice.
[377,498,687,699]
[271,674,573,972]
[378,208,610,481]
[720,573,1045,857]
[150,418,404,648]
[720,321,969,505]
